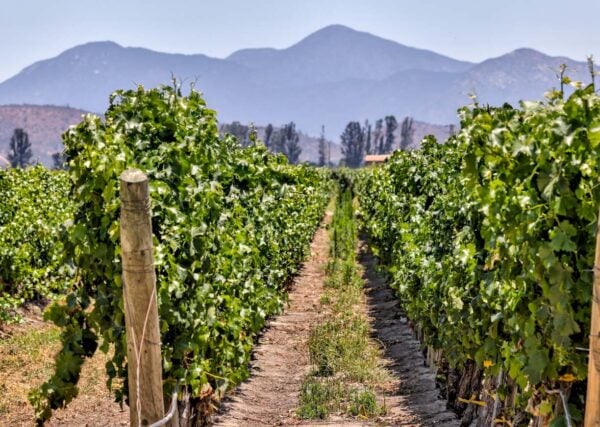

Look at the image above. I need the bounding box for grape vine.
[356,85,600,422]
[29,85,330,423]
[0,166,73,322]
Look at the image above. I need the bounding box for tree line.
[340,115,415,168]
[222,115,416,169]
[220,121,303,165]
[6,115,418,171]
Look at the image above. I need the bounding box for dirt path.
[213,214,332,426]
[213,215,459,427]
[358,239,459,426]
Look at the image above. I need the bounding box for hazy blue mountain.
[453,48,589,107]
[0,41,262,115]
[0,25,593,140]
[227,24,473,85]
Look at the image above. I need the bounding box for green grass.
[308,311,381,383]
[348,388,385,418]
[297,378,344,419]
[297,186,387,420]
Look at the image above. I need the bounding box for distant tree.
[269,122,302,164]
[317,125,327,167]
[8,128,33,168]
[269,126,286,154]
[448,124,456,138]
[222,121,251,147]
[283,122,301,164]
[52,152,67,170]
[364,120,372,155]
[264,123,274,149]
[340,121,365,168]
[372,119,384,154]
[383,115,397,153]
[399,117,414,150]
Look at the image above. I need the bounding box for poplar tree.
[400,116,414,150]
[364,120,372,155]
[340,121,365,168]
[8,128,33,168]
[264,124,274,149]
[284,122,302,164]
[373,119,384,154]
[383,115,397,153]
[317,125,327,166]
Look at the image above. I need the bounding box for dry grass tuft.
[0,319,127,426]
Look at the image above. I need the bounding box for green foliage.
[297,378,343,419]
[0,166,73,322]
[29,85,329,422]
[8,128,33,168]
[347,389,382,418]
[355,85,600,419]
[340,122,365,168]
[328,186,356,262]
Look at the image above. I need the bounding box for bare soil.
[358,239,459,426]
[0,306,127,427]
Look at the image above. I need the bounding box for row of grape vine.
[0,166,72,322]
[15,86,331,423]
[355,85,600,424]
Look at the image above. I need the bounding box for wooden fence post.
[586,212,600,426]
[120,169,165,426]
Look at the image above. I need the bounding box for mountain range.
[0,24,593,148]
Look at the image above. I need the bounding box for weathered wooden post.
[586,212,600,426]
[120,169,165,426]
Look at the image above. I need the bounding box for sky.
[1,0,599,82]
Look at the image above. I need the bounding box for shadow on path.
[358,238,460,427]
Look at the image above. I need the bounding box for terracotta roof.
[364,154,392,162]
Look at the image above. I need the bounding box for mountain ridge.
[0,25,593,139]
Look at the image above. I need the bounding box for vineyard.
[1,83,600,426]
[0,166,72,322]
[357,85,600,424]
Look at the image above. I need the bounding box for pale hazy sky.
[1,0,598,81]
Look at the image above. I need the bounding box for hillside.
[227,24,472,85]
[0,105,87,166]
[0,106,346,167]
